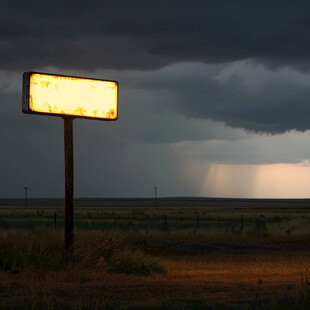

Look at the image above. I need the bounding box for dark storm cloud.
[168,78,310,134]
[134,62,310,133]
[2,1,310,138]
[1,1,310,70]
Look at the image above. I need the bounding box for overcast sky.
[2,1,310,198]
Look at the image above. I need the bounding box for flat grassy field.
[0,205,310,309]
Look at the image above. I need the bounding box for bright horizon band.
[23,72,118,120]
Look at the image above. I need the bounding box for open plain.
[0,198,310,309]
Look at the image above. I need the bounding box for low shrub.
[105,248,166,275]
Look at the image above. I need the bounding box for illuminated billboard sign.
[22,72,118,120]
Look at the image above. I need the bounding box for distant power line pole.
[24,187,28,209]
[155,185,157,208]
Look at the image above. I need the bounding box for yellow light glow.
[23,72,118,120]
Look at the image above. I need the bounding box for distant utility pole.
[24,187,28,209]
[155,185,157,208]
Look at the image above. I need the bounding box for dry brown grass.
[0,250,310,309]
[0,206,310,309]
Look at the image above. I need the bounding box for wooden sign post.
[64,117,74,251]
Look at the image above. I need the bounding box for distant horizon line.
[1,197,310,201]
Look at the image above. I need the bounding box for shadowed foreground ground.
[1,251,310,309]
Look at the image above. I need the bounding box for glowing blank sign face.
[23,72,118,120]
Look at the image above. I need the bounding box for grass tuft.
[106,248,166,275]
